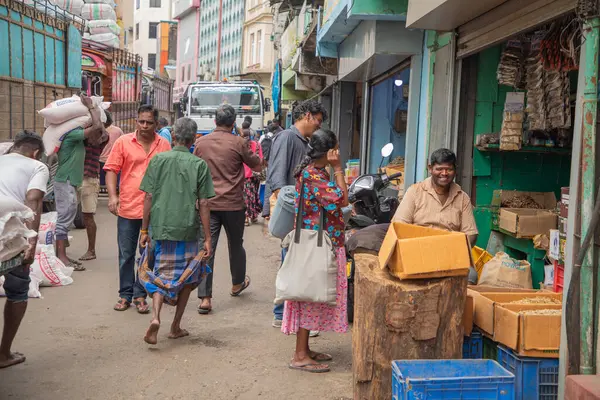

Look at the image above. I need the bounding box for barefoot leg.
[0,300,27,368]
[80,213,96,260]
[169,285,192,339]
[144,292,163,345]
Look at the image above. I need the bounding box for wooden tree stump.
[352,253,467,400]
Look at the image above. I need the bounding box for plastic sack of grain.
[87,19,121,35]
[39,95,104,125]
[85,32,119,48]
[49,0,84,15]
[81,3,116,21]
[83,0,115,5]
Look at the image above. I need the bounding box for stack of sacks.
[39,95,110,156]
[81,0,119,48]
[49,0,84,16]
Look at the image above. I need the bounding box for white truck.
[180,81,271,136]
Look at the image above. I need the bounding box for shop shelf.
[483,336,498,361]
[476,144,572,155]
[463,330,483,359]
[553,261,564,293]
[392,359,515,400]
[497,345,559,400]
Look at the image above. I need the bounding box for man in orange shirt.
[104,105,171,314]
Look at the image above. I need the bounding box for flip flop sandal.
[197,304,212,314]
[310,352,333,362]
[79,254,96,261]
[230,276,251,296]
[288,363,330,373]
[114,299,130,311]
[68,257,83,266]
[67,261,86,272]
[133,299,150,314]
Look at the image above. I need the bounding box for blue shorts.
[3,265,30,302]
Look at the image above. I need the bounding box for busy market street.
[0,202,352,400]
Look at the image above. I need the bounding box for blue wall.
[368,68,410,172]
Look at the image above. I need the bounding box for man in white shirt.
[0,131,48,369]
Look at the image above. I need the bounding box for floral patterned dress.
[281,165,349,335]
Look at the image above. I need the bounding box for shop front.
[408,0,600,390]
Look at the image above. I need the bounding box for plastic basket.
[392,360,515,400]
[483,336,498,360]
[497,346,559,400]
[553,261,564,293]
[472,246,493,278]
[463,330,483,359]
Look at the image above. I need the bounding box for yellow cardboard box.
[378,223,471,280]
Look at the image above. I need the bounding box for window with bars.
[150,0,161,7]
[148,22,158,39]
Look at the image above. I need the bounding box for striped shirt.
[84,141,106,178]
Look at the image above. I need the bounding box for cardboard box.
[499,208,557,238]
[463,294,474,336]
[493,190,558,209]
[468,290,562,336]
[494,303,561,358]
[378,223,471,280]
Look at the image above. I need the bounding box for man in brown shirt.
[394,148,478,246]
[193,104,262,313]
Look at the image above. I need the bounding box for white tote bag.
[274,180,338,306]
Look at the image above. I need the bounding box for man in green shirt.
[138,117,214,345]
[53,94,105,271]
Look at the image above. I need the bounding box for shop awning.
[405,0,507,31]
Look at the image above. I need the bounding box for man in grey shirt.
[266,99,328,328]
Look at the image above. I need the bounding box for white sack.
[87,19,120,35]
[38,95,105,125]
[38,212,57,245]
[0,274,42,299]
[81,3,116,21]
[30,246,73,287]
[49,0,84,15]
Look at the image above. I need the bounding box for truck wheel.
[73,202,85,229]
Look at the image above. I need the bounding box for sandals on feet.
[289,363,330,373]
[230,276,251,296]
[133,298,150,314]
[310,352,333,362]
[67,261,86,271]
[114,298,130,311]
[197,304,212,314]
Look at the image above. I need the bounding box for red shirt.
[103,132,171,219]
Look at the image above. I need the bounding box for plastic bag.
[87,19,120,35]
[49,0,84,15]
[81,3,116,21]
[38,212,57,245]
[0,274,42,298]
[30,246,74,287]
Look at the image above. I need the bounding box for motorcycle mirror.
[381,143,394,158]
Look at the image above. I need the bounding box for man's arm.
[79,94,104,144]
[104,139,124,216]
[23,189,44,264]
[139,193,152,248]
[240,139,262,172]
[196,161,215,259]
[198,199,212,259]
[266,134,290,192]
[392,185,416,224]
[460,194,479,247]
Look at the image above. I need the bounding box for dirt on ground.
[0,201,353,400]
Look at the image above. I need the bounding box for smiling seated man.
[393,148,478,281]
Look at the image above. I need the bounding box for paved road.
[0,201,352,400]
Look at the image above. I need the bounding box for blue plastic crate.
[392,359,515,400]
[463,330,483,359]
[497,346,559,400]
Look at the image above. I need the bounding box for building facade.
[114,0,134,50]
[132,0,172,69]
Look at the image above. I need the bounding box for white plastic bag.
[30,246,73,287]
[49,0,84,15]
[81,3,116,21]
[38,95,105,126]
[0,198,36,262]
[84,32,119,48]
[42,106,108,156]
[87,19,121,35]
[38,212,57,245]
[0,274,42,298]
[0,142,13,155]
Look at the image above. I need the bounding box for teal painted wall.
[472,45,572,248]
[347,0,408,18]
[0,5,81,88]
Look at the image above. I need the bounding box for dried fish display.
[497,40,526,88]
[545,70,571,129]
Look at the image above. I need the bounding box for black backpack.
[262,135,274,162]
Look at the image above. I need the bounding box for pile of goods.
[500,93,524,151]
[520,309,562,315]
[501,193,543,209]
[508,296,561,305]
[0,210,74,299]
[82,0,120,48]
[497,40,525,88]
[39,95,109,156]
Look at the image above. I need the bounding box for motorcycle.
[345,143,402,323]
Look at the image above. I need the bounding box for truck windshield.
[189,85,261,115]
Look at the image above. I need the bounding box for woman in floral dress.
[281,129,349,373]
[241,121,263,225]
